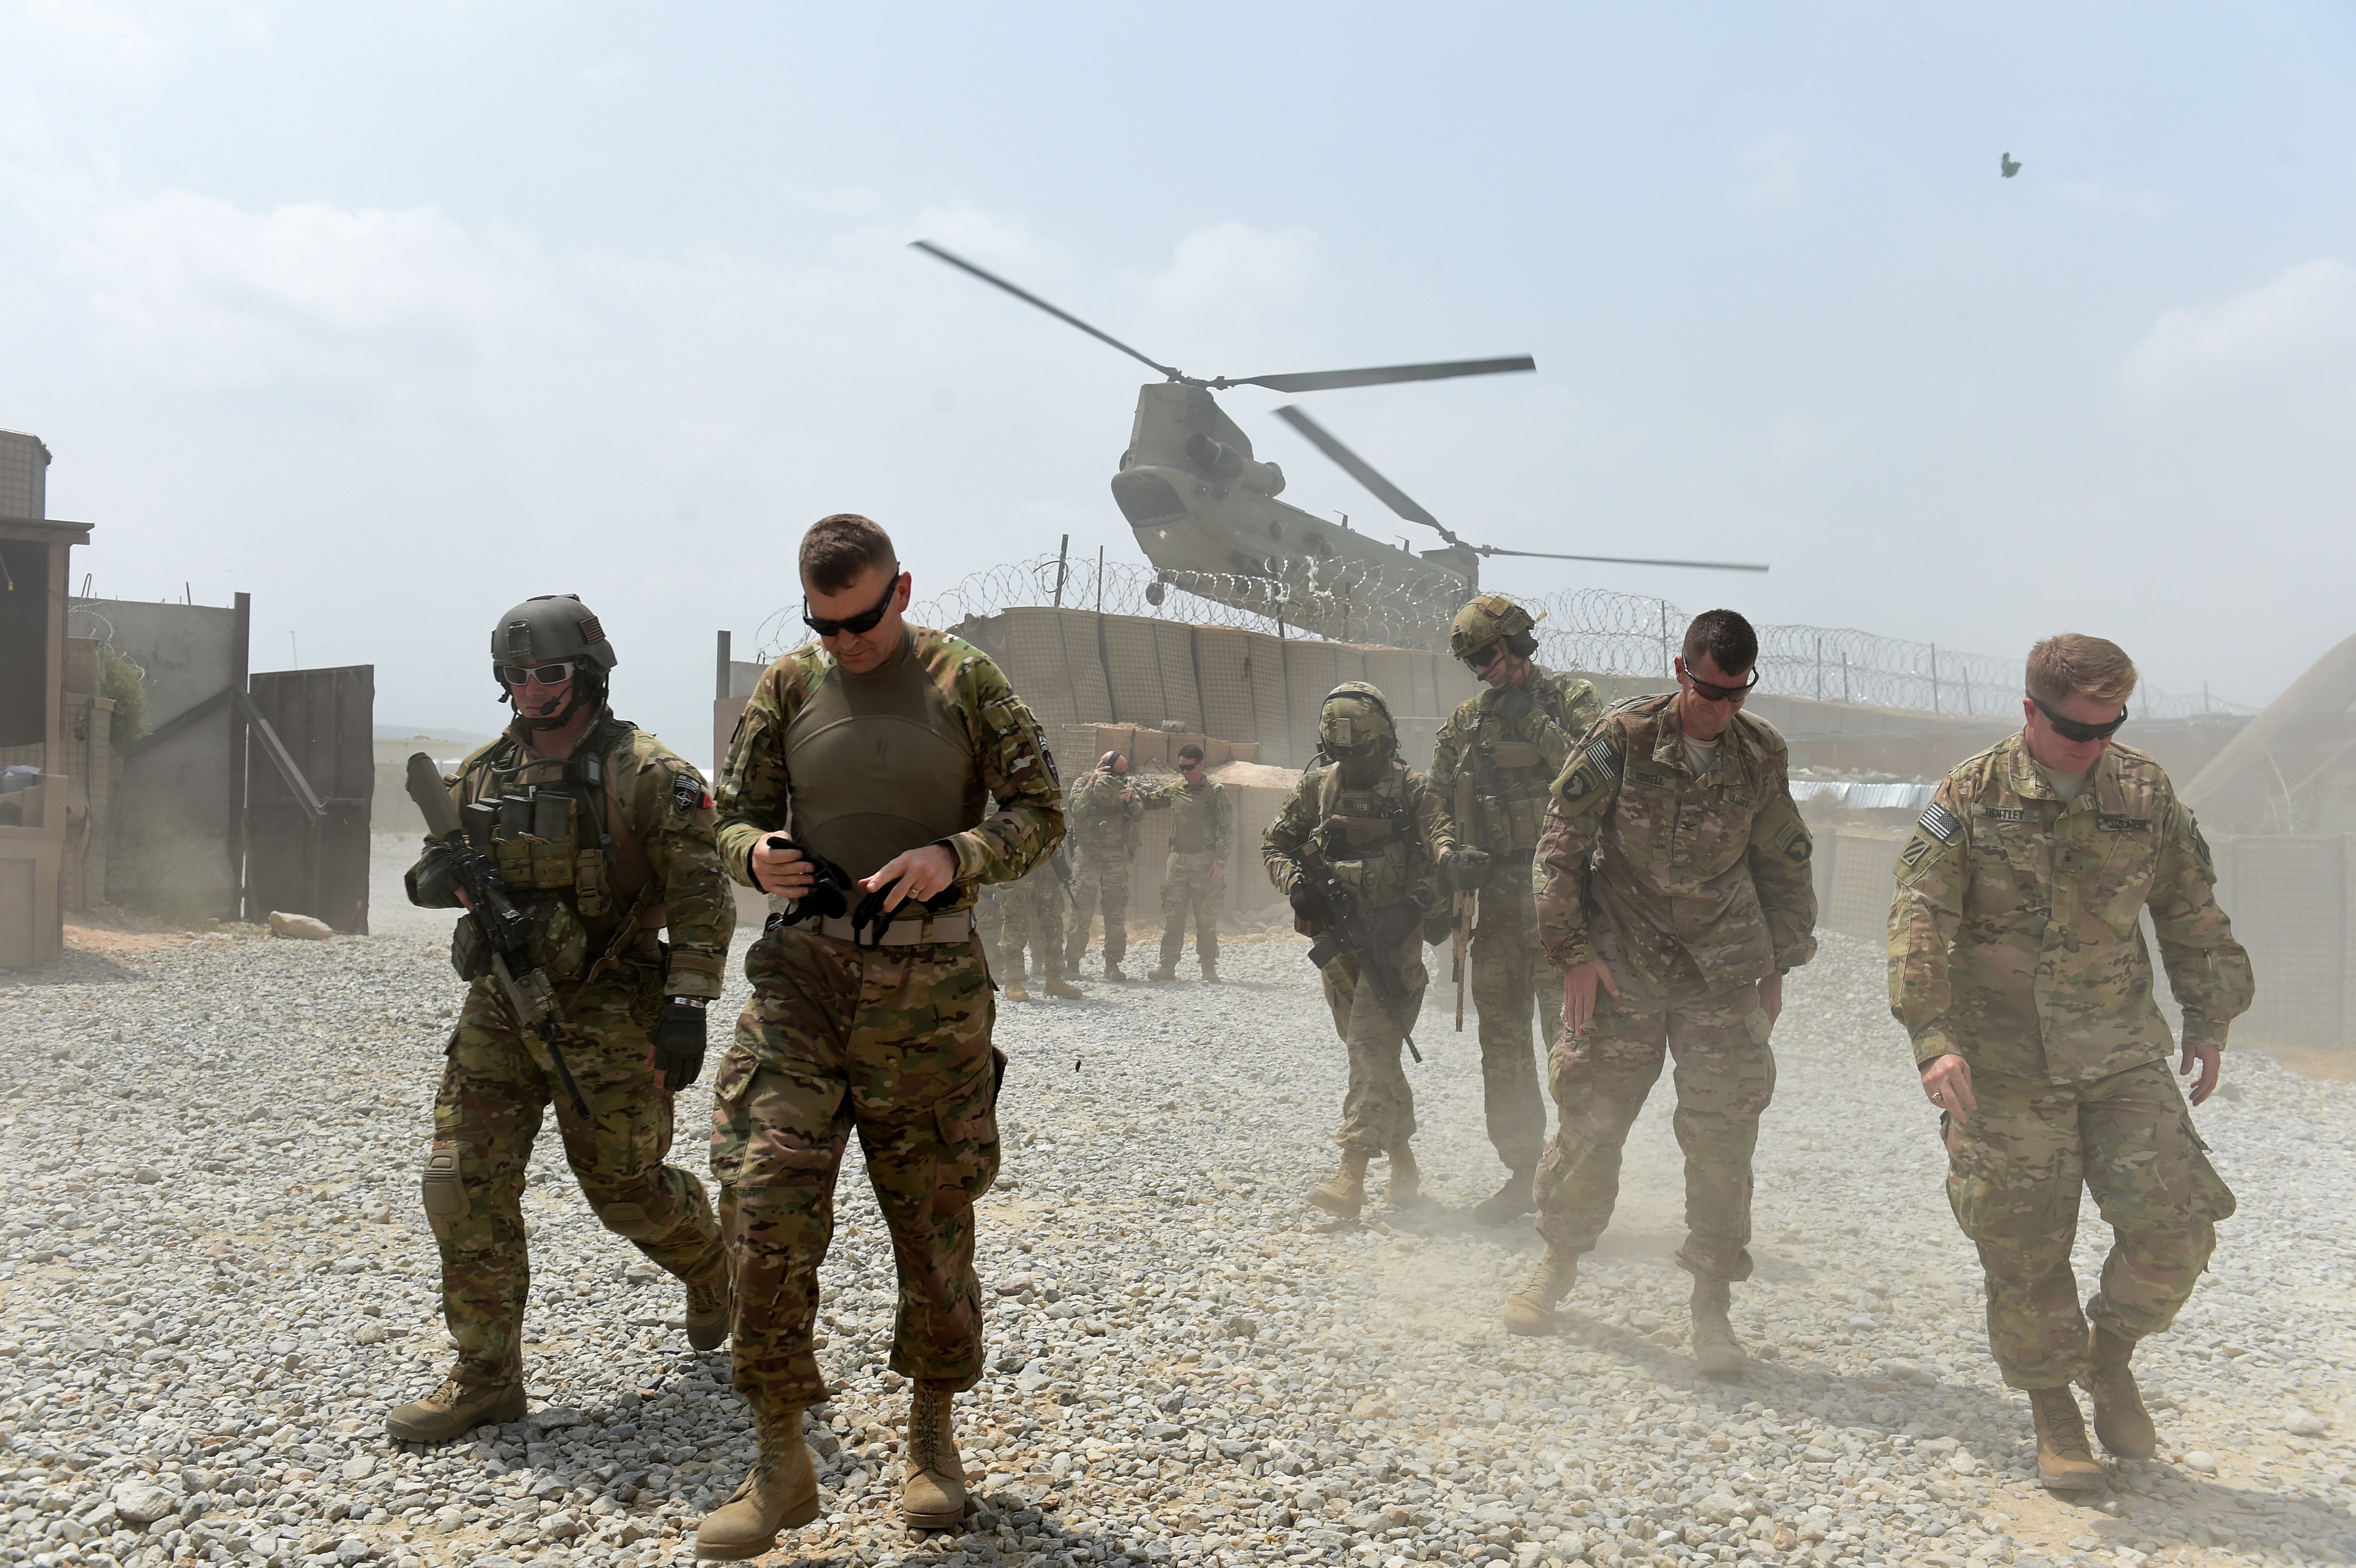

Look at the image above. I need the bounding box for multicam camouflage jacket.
[406,709,736,1000]
[1065,768,1146,852]
[1535,693,1817,998]
[714,625,1063,912]
[1263,759,1458,920]
[1887,731,2254,1083]
[1429,666,1603,858]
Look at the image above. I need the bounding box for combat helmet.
[1319,681,1397,752]
[1449,594,1541,664]
[491,595,617,729]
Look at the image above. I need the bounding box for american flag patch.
[1917,802,1962,844]
[1584,738,1620,781]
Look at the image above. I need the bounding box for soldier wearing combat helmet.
[1264,682,1481,1220]
[1891,634,2251,1490]
[1504,609,1815,1376]
[703,513,1062,1558]
[392,596,735,1444]
[1429,594,1603,1224]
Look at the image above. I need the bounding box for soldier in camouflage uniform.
[1429,595,1604,1225]
[1265,684,1482,1220]
[391,596,734,1445]
[1505,610,1816,1377]
[987,856,1079,1000]
[1151,743,1234,981]
[1064,751,1147,978]
[1891,633,2251,1490]
[702,515,1062,1558]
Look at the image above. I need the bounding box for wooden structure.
[0,514,92,967]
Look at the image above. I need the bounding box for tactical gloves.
[1288,880,1328,921]
[1444,847,1494,890]
[654,998,709,1091]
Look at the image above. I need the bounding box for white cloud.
[2121,257,2356,397]
[0,0,172,70]
[1729,130,1804,213]
[1140,221,1320,314]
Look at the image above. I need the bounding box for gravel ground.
[2,838,2353,1568]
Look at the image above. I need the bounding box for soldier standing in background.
[1149,743,1234,982]
[1505,610,1816,1378]
[1264,684,1483,1220]
[1890,633,2251,1490]
[994,854,1080,1000]
[1064,750,1148,979]
[1428,594,1603,1226]
[392,597,734,1444]
[702,514,1062,1558]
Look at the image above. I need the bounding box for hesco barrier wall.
[1810,828,2356,1052]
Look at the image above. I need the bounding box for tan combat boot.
[1690,1276,1747,1377]
[1043,977,1084,999]
[2029,1386,2107,1491]
[1306,1152,1371,1219]
[685,1267,732,1352]
[384,1377,526,1444]
[1003,978,1031,1001]
[1387,1144,1421,1207]
[2081,1325,2157,1459]
[1502,1247,1578,1337]
[1472,1167,1536,1226]
[1103,959,1127,981]
[1147,966,1177,982]
[696,1398,820,1559]
[902,1382,969,1529]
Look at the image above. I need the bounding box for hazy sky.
[5,3,2352,763]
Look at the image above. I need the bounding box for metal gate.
[245,665,375,934]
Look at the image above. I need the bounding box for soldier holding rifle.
[1264,682,1485,1221]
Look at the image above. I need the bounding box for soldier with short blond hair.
[1891,632,2252,1490]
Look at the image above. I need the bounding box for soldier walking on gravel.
[1064,750,1147,979]
[1429,595,1603,1226]
[1890,634,2251,1491]
[1265,683,1483,1220]
[1504,610,1816,1378]
[391,597,736,1445]
[702,513,1063,1559]
[1149,743,1233,982]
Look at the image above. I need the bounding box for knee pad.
[420,1144,469,1238]
[594,1196,666,1241]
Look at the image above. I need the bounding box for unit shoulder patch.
[671,768,712,815]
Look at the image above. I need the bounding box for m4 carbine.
[1296,841,1423,1064]
[405,753,590,1117]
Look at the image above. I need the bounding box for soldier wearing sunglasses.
[700,513,1063,1557]
[1890,634,2251,1490]
[1505,609,1817,1378]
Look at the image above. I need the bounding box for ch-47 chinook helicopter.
[914,240,1766,647]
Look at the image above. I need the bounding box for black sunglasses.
[2029,692,2128,743]
[802,571,902,638]
[1681,663,1759,704]
[496,660,574,686]
[1463,642,1506,673]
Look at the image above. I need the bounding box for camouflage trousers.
[1466,860,1554,1173]
[1157,851,1226,975]
[1942,1058,2235,1389]
[1320,929,1429,1158]
[424,967,725,1389]
[1063,842,1133,969]
[1533,982,1773,1282]
[979,875,1064,983]
[713,925,1004,1409]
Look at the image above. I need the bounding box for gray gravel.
[2,838,2352,1568]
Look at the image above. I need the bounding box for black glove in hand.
[1288,880,1328,921]
[653,999,709,1092]
[1445,848,1494,891]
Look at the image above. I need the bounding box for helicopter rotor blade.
[1475,545,1770,573]
[1271,405,1460,545]
[910,240,1183,382]
[1221,355,1535,394]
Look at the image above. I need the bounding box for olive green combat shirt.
[407,709,736,1001]
[1165,775,1234,861]
[713,626,1064,908]
[1428,667,1603,858]
[1888,732,2253,1083]
[1535,694,1817,999]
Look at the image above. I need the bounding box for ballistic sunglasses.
[2028,692,2129,743]
[802,570,903,638]
[496,660,575,686]
[1682,664,1759,704]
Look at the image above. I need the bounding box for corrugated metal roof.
[1790,780,1939,810]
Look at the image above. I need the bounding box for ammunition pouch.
[1419,896,1456,947]
[492,833,578,891]
[528,899,590,981]
[450,916,494,982]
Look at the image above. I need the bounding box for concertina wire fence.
[755,552,2252,722]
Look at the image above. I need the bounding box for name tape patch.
[2098,814,2150,833]
[1976,805,2030,823]
[1917,801,1963,845]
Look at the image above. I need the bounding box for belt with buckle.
[809,909,974,947]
